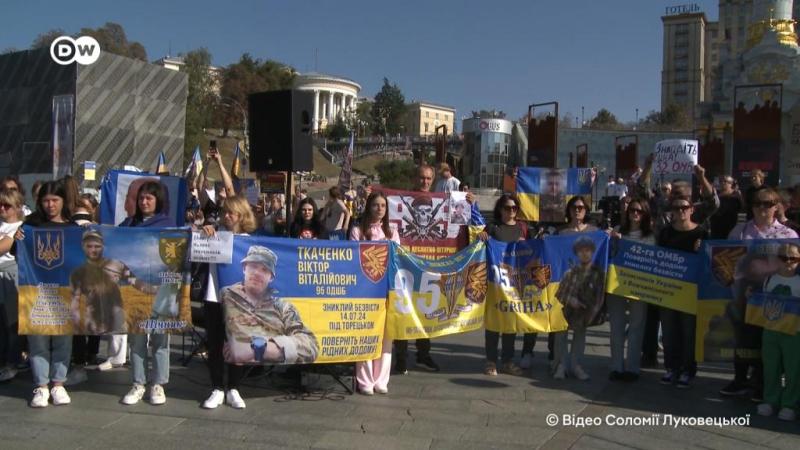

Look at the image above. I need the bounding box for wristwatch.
[251,336,267,362]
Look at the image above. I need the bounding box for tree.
[78,22,147,61]
[31,29,67,49]
[218,54,295,135]
[641,103,691,131]
[371,78,406,135]
[183,48,216,162]
[353,101,374,136]
[375,159,417,189]
[326,117,349,140]
[587,108,622,130]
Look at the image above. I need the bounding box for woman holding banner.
[608,198,655,381]
[20,181,77,407]
[658,195,708,389]
[201,195,257,409]
[0,188,25,383]
[119,181,176,406]
[350,192,400,395]
[552,196,599,381]
[719,187,798,400]
[478,194,527,376]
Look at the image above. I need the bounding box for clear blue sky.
[2,0,719,128]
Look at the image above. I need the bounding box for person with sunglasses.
[0,188,25,382]
[552,196,599,381]
[657,195,708,388]
[710,175,743,240]
[478,194,530,376]
[720,188,798,400]
[607,198,655,382]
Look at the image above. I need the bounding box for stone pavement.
[0,326,798,449]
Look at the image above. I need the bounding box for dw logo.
[50,36,101,66]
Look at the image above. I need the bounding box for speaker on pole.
[248,90,314,172]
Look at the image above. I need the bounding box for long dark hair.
[620,197,653,237]
[134,181,167,223]
[291,197,322,238]
[564,195,590,224]
[363,192,392,240]
[493,194,519,224]
[31,181,70,223]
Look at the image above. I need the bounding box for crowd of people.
[0,152,799,423]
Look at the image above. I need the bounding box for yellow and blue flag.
[231,142,241,178]
[746,292,800,336]
[155,151,169,175]
[516,168,593,222]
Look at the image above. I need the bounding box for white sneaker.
[50,386,71,405]
[571,365,590,381]
[122,384,146,405]
[203,389,225,409]
[519,354,533,370]
[150,384,166,405]
[97,361,115,371]
[0,366,18,382]
[757,403,774,416]
[30,387,49,408]
[358,387,375,395]
[64,367,88,386]
[777,407,796,421]
[374,386,389,395]
[226,389,246,409]
[553,364,566,380]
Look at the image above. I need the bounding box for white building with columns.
[294,72,361,133]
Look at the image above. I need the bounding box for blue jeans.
[29,335,72,386]
[130,334,170,385]
[607,295,647,374]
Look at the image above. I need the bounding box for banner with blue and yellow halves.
[544,231,609,329]
[216,236,389,365]
[17,225,191,335]
[696,239,798,362]
[387,241,487,339]
[516,168,593,223]
[746,293,800,336]
[606,239,699,314]
[486,238,567,333]
[99,170,188,226]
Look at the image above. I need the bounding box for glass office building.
[461,118,513,189]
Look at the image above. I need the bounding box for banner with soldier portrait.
[697,239,800,361]
[515,168,593,223]
[17,225,192,335]
[382,188,468,260]
[387,241,487,340]
[215,236,389,365]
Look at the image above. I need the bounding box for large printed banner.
[387,241,487,339]
[486,238,567,333]
[100,170,188,226]
[17,226,191,335]
[696,239,798,362]
[216,236,389,365]
[606,239,699,314]
[382,188,468,260]
[516,168,593,223]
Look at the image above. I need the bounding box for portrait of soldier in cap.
[554,236,606,327]
[69,229,135,334]
[221,245,319,364]
[539,169,567,223]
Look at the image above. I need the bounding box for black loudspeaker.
[248,90,314,172]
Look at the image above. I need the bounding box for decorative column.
[327,91,335,125]
[313,90,320,133]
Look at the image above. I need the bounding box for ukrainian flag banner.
[387,241,487,340]
[696,239,792,362]
[486,238,567,333]
[17,225,192,335]
[516,168,593,222]
[544,231,609,329]
[99,170,188,226]
[216,236,389,365]
[605,238,699,314]
[746,292,800,336]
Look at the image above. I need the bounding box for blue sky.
[2,0,719,127]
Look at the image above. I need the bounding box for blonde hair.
[0,188,24,219]
[224,195,257,234]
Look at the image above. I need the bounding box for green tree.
[183,48,216,163]
[31,29,67,49]
[587,108,621,130]
[326,117,349,139]
[353,101,374,136]
[79,22,147,61]
[375,159,417,189]
[371,78,406,135]
[218,54,295,135]
[641,103,691,130]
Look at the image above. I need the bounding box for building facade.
[153,55,222,95]
[293,72,361,133]
[405,102,456,137]
[661,10,710,121]
[461,117,513,189]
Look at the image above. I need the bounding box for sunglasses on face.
[502,205,518,212]
[628,207,644,215]
[753,201,777,209]
[671,205,692,212]
[0,203,14,210]
[571,205,586,211]
[778,255,800,263]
